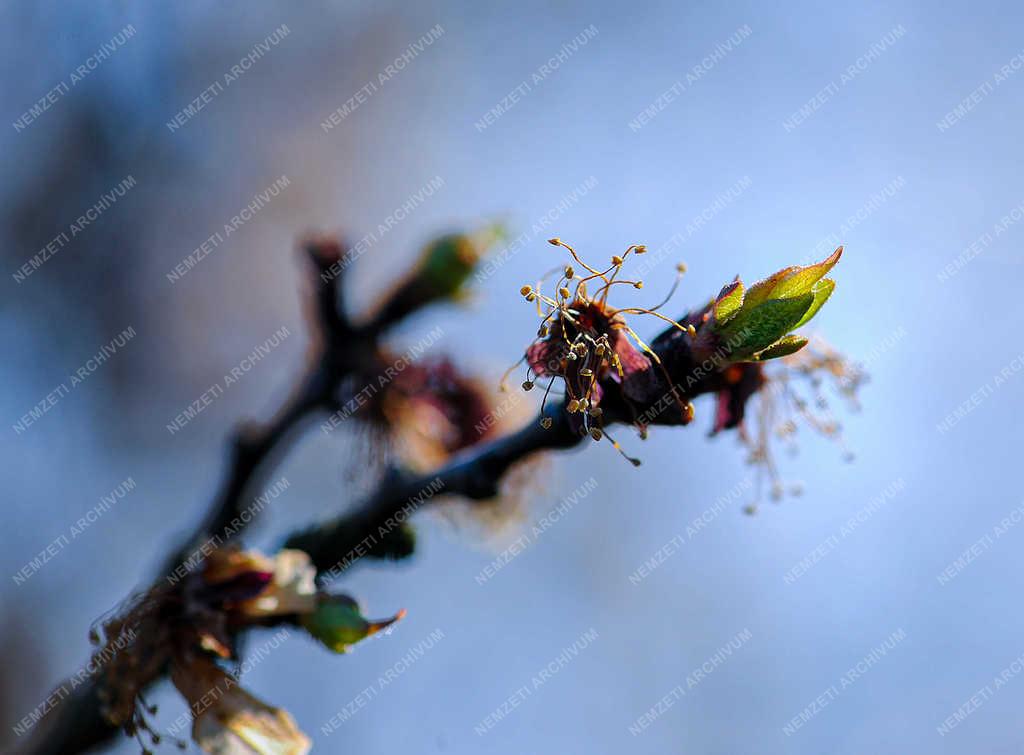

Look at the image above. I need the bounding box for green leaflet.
[741,247,842,310]
[752,335,809,361]
[720,292,815,360]
[713,278,745,324]
[792,278,835,330]
[709,248,842,361]
[741,265,799,311]
[300,595,405,654]
[773,247,842,300]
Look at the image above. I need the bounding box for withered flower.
[508,239,697,463]
[379,357,499,471]
[92,545,403,752]
[202,548,317,618]
[171,654,310,755]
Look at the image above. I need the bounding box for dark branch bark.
[284,328,735,580]
[161,244,358,575]
[286,406,584,576]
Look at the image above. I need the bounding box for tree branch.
[286,405,584,576]
[24,240,377,755]
[22,240,745,755]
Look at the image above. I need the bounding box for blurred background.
[2,1,1021,753]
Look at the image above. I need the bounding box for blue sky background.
[2,1,1023,753]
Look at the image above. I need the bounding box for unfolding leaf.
[301,595,406,654]
[712,278,745,324]
[791,278,835,330]
[740,247,842,310]
[720,292,815,360]
[752,335,809,361]
[739,265,799,310]
[772,247,842,300]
